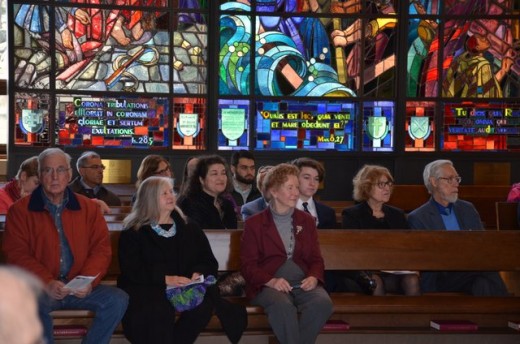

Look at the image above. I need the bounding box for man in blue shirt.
[408,159,508,296]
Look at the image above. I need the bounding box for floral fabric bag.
[165,275,217,312]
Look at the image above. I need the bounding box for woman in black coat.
[341,165,420,296]
[177,155,238,229]
[118,176,245,343]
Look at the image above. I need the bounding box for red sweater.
[2,186,111,287]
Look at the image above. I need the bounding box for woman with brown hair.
[178,155,237,229]
[342,164,420,296]
[0,156,39,213]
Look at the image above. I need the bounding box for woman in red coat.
[0,156,39,214]
[240,163,333,344]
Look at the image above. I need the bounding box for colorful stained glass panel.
[442,102,520,151]
[14,93,51,146]
[55,95,169,148]
[405,101,435,151]
[218,99,250,150]
[255,100,356,151]
[362,101,394,151]
[172,97,206,149]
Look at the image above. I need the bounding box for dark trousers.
[421,271,509,296]
[122,285,213,344]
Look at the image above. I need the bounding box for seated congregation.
[1,148,520,344]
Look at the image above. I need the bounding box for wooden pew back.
[496,202,520,230]
[5,227,520,277]
[203,229,520,272]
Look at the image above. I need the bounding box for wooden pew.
[97,229,520,334]
[2,226,520,338]
[496,202,520,230]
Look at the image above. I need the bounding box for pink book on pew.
[53,325,88,337]
[430,320,478,331]
[323,320,350,331]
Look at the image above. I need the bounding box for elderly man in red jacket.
[3,148,128,344]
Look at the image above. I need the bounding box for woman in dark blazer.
[342,165,420,296]
[178,155,238,229]
[240,163,333,344]
[118,176,245,343]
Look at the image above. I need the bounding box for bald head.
[0,267,43,344]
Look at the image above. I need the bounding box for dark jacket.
[118,210,218,289]
[178,191,238,229]
[69,177,122,206]
[230,184,262,207]
[342,202,408,229]
[315,201,337,229]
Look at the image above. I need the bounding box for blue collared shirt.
[42,189,74,281]
[432,199,461,230]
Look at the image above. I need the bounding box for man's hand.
[47,280,69,300]
[69,284,92,298]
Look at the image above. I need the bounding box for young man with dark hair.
[229,150,261,208]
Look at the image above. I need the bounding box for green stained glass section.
[219,14,251,95]
[407,18,439,97]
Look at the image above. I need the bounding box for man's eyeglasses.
[438,176,462,184]
[374,181,394,189]
[82,164,106,170]
[40,167,71,176]
[154,166,171,175]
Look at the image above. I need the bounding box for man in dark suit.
[292,157,336,229]
[408,159,508,296]
[69,151,121,206]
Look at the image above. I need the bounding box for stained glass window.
[362,101,394,152]
[442,102,520,151]
[172,97,206,149]
[218,99,250,150]
[255,100,356,151]
[405,101,435,152]
[55,95,169,148]
[13,93,51,146]
[11,0,207,148]
[8,0,520,153]
[405,0,519,152]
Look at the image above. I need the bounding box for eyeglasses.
[154,166,171,175]
[41,167,71,176]
[438,176,462,184]
[374,181,394,189]
[82,164,106,170]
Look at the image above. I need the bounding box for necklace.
[151,222,177,238]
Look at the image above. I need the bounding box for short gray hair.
[76,151,101,171]
[38,148,71,175]
[423,159,453,194]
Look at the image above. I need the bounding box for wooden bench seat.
[3,227,520,340]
